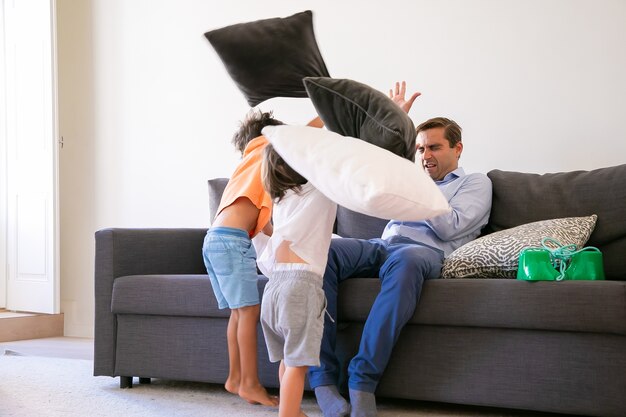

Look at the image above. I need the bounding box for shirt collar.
[436,167,465,184]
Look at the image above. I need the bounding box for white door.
[3,0,59,314]
[0,1,6,309]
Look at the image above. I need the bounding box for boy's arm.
[307,116,324,128]
[262,219,273,237]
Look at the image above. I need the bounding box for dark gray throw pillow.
[303,77,417,161]
[205,10,330,107]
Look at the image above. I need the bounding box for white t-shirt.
[257,182,337,278]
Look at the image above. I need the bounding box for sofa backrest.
[335,207,389,240]
[208,162,626,280]
[207,178,229,222]
[486,163,626,280]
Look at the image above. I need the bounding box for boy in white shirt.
[258,143,337,417]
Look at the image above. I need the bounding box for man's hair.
[415,117,462,148]
[262,144,307,202]
[232,110,284,155]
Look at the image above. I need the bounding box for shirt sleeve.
[425,173,492,241]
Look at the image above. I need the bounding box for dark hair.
[232,110,284,155]
[262,144,307,202]
[415,117,462,148]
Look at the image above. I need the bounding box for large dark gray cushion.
[205,11,330,107]
[303,77,417,161]
[338,278,626,335]
[112,274,626,335]
[487,164,626,280]
[111,274,268,318]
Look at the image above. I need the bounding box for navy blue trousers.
[308,236,444,393]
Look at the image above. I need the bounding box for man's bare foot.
[224,378,239,395]
[239,384,279,406]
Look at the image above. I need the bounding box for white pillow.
[261,125,450,221]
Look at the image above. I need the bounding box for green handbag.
[516,247,560,281]
[516,237,605,281]
[564,248,605,280]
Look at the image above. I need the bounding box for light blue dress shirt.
[381,167,492,257]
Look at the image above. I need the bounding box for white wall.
[57,0,626,337]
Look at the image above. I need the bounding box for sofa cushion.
[204,10,329,107]
[487,164,626,280]
[335,206,388,239]
[207,178,228,222]
[338,278,626,336]
[303,77,417,161]
[441,215,597,279]
[111,274,626,335]
[262,125,450,221]
[111,274,268,318]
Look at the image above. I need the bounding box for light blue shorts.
[202,227,260,309]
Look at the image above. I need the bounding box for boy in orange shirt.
[202,110,282,406]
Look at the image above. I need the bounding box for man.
[308,82,493,417]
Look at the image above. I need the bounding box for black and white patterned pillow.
[441,215,597,279]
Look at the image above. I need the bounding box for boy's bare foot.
[239,384,279,406]
[224,378,239,395]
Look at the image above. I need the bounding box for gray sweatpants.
[260,265,326,367]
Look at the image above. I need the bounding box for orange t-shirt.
[216,135,272,237]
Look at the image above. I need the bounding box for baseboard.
[62,323,94,338]
[0,310,64,342]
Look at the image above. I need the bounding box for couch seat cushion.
[338,278,626,335]
[111,274,268,318]
[113,275,626,336]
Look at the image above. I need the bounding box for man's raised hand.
[389,81,421,114]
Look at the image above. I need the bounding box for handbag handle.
[540,237,600,281]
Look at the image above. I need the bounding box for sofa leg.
[139,377,151,384]
[120,376,133,388]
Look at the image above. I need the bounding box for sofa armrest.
[93,228,207,376]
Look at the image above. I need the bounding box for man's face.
[416,127,463,181]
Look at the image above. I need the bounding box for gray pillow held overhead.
[205,10,330,107]
[303,77,417,161]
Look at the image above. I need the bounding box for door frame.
[0,0,8,309]
[1,0,59,313]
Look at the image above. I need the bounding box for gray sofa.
[94,164,626,417]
